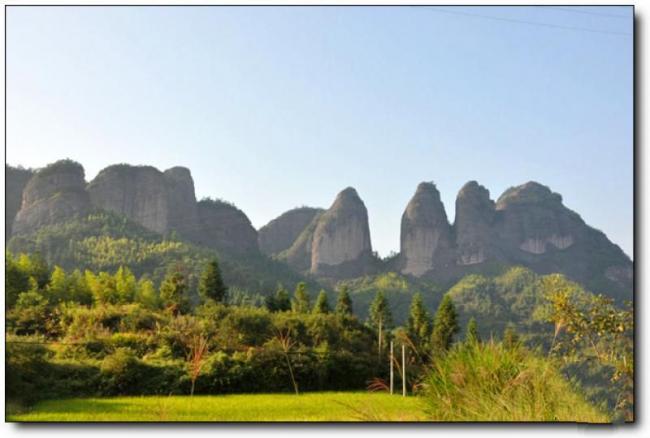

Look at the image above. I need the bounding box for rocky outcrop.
[6,165,34,239]
[87,164,199,239]
[454,181,497,266]
[258,207,323,256]
[310,187,373,277]
[399,182,454,276]
[12,160,91,235]
[280,212,323,272]
[494,182,579,255]
[163,167,200,241]
[194,199,259,255]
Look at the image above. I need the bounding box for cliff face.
[494,182,578,255]
[258,207,323,256]
[12,160,91,235]
[87,164,199,239]
[6,165,35,239]
[400,182,454,276]
[310,187,373,277]
[195,199,259,255]
[454,181,497,266]
[280,212,323,272]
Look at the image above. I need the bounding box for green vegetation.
[8,392,426,422]
[423,340,608,422]
[5,250,631,422]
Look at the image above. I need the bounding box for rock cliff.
[310,187,373,277]
[12,160,91,235]
[454,181,497,266]
[258,207,323,256]
[400,182,454,276]
[87,164,199,239]
[5,165,34,239]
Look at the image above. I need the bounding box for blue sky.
[6,6,633,258]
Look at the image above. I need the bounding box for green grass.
[7,392,427,422]
[423,341,610,423]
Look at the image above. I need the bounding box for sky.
[6,6,634,258]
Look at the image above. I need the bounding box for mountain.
[258,207,323,256]
[5,160,632,302]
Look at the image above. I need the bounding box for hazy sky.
[6,6,633,258]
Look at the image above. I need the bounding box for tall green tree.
[160,270,190,314]
[406,293,432,348]
[136,278,160,309]
[5,252,30,308]
[465,317,480,345]
[431,295,459,355]
[47,266,68,304]
[335,286,354,317]
[114,266,137,303]
[266,284,291,312]
[368,291,392,357]
[198,258,228,303]
[312,290,330,314]
[291,282,310,313]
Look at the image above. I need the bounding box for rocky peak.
[494,181,577,255]
[12,160,91,235]
[454,181,496,265]
[163,166,200,240]
[310,187,373,277]
[400,182,454,277]
[258,206,324,256]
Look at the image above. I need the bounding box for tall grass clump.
[422,340,609,422]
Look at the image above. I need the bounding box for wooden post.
[390,341,394,395]
[402,344,406,397]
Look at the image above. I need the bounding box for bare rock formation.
[399,182,454,277]
[454,181,497,266]
[12,160,91,235]
[258,207,323,256]
[310,187,373,277]
[6,165,34,239]
[494,182,578,255]
[87,164,199,239]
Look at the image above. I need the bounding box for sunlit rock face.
[87,164,200,239]
[12,160,91,235]
[400,182,454,277]
[454,181,496,266]
[258,207,323,256]
[310,187,373,277]
[495,182,576,255]
[5,165,35,239]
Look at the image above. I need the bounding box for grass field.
[7,392,428,422]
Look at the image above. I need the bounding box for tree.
[5,252,30,308]
[335,286,353,317]
[312,290,330,314]
[47,266,68,304]
[160,270,190,314]
[114,266,137,303]
[291,282,310,313]
[368,291,392,358]
[266,284,291,312]
[431,295,459,355]
[465,317,480,345]
[406,293,431,349]
[198,258,228,303]
[136,278,160,309]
